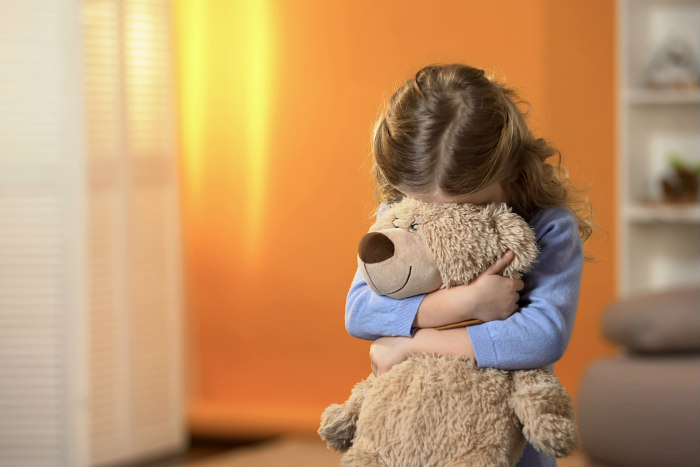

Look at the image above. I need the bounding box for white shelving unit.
[618,0,700,295]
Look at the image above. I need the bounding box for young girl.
[345,64,591,467]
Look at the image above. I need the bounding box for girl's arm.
[467,209,583,369]
[346,202,522,340]
[345,252,522,340]
[345,270,424,340]
[370,328,476,375]
[345,203,423,341]
[413,251,523,328]
[370,208,583,373]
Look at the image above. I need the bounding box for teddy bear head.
[357,197,539,299]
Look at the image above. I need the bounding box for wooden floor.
[148,437,600,467]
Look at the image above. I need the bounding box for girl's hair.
[372,63,592,243]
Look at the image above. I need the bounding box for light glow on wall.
[174,0,275,260]
[176,0,207,201]
[245,0,273,257]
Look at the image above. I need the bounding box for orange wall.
[541,0,618,405]
[172,0,617,437]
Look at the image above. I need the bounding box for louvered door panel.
[0,0,64,164]
[88,190,129,466]
[0,197,66,467]
[125,0,175,160]
[84,0,184,464]
[1,0,182,464]
[83,1,132,465]
[124,0,183,457]
[129,187,182,455]
[0,0,85,466]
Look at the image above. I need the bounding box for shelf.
[626,203,700,223]
[618,0,700,295]
[624,88,700,105]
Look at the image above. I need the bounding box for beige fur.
[320,199,578,467]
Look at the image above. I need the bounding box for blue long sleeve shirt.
[344,207,584,467]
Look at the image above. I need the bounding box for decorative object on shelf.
[642,35,700,90]
[660,154,700,204]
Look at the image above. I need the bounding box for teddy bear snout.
[358,232,395,264]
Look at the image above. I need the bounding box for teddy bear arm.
[510,368,579,458]
[318,374,375,452]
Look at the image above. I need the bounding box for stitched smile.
[363,265,413,295]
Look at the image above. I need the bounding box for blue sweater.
[345,207,584,467]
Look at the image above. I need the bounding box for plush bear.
[319,197,578,467]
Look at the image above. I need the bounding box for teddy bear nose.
[358,232,395,264]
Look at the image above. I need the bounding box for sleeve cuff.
[385,294,424,337]
[468,324,499,368]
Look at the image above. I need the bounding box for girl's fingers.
[484,250,515,275]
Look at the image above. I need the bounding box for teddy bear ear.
[491,209,539,278]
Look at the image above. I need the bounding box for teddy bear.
[318,197,579,467]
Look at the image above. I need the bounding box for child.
[345,64,591,467]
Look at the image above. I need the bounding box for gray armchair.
[578,285,700,467]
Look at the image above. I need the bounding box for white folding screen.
[84,0,184,465]
[0,0,88,465]
[0,0,185,466]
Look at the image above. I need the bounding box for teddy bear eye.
[392,217,419,231]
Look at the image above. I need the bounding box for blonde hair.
[372,63,593,243]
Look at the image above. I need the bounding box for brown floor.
[147,437,599,467]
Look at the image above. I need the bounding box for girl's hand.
[369,336,413,376]
[370,329,478,376]
[466,250,525,322]
[414,250,524,328]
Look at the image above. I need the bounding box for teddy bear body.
[342,355,527,467]
[319,198,578,467]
